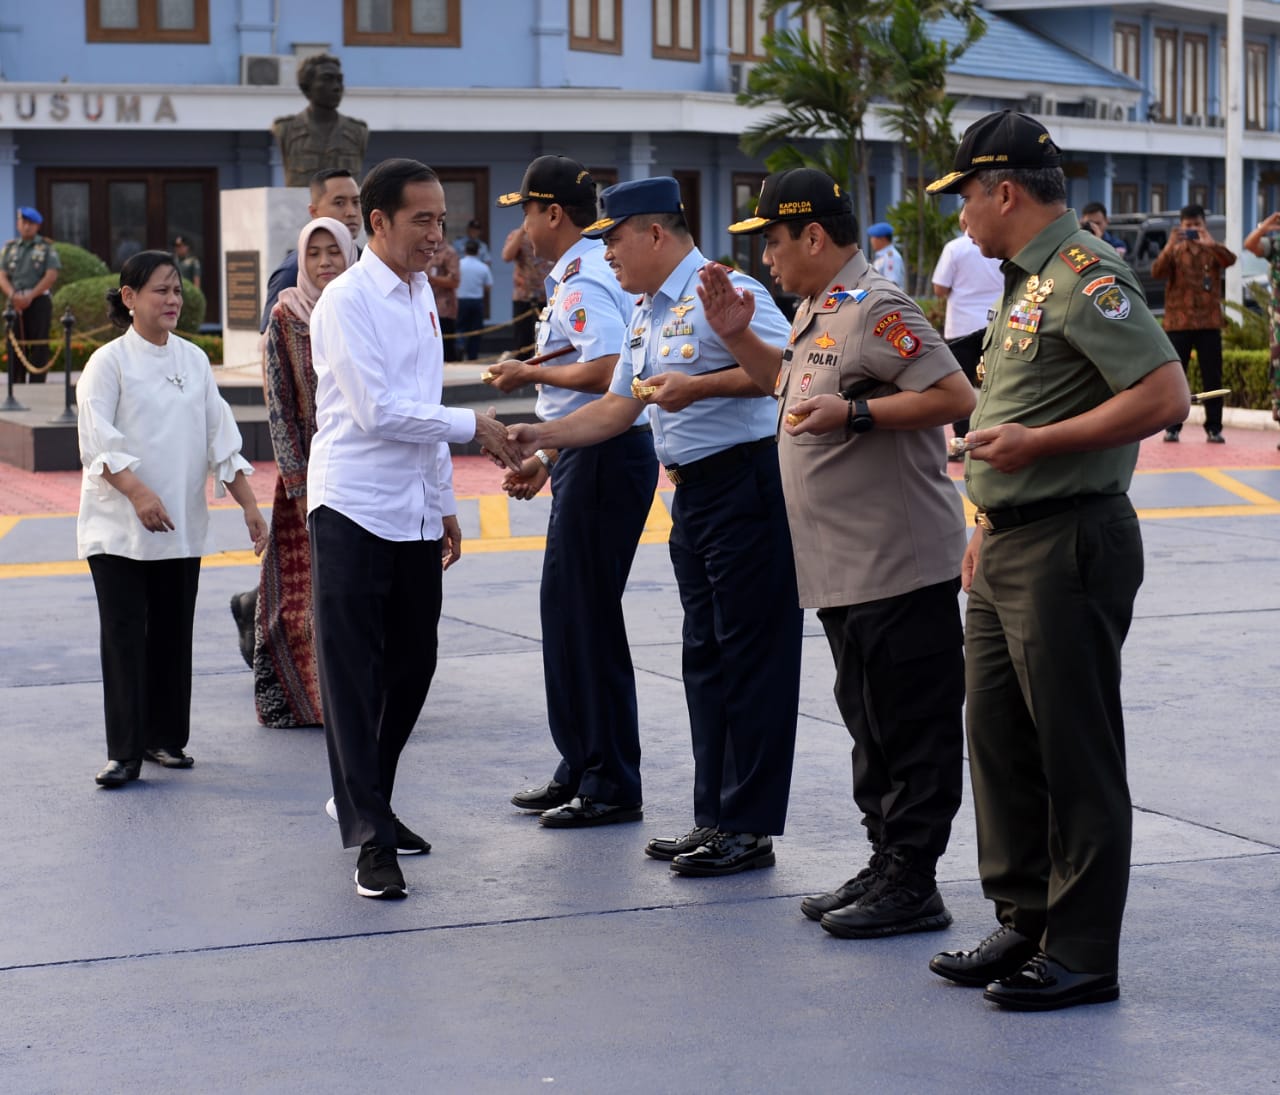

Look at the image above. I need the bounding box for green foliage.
[1222,289,1270,350]
[51,274,206,340]
[50,242,110,287]
[1183,348,1273,409]
[887,192,959,292]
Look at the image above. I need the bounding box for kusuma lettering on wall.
[0,93,179,125]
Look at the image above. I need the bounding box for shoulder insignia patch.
[1059,245,1100,274]
[569,307,588,332]
[873,311,902,337]
[885,322,921,358]
[1082,274,1116,297]
[1092,285,1131,321]
[562,257,582,281]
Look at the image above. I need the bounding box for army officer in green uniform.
[0,206,62,384]
[924,112,1190,1011]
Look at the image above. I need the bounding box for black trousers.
[87,554,202,761]
[14,292,52,382]
[1167,327,1223,432]
[440,316,459,362]
[543,429,657,804]
[948,328,983,436]
[309,506,443,849]
[965,495,1143,972]
[512,298,539,356]
[816,578,965,867]
[457,298,484,360]
[667,442,802,834]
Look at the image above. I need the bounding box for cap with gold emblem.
[581,177,684,239]
[728,168,853,235]
[926,110,1062,195]
[497,155,597,208]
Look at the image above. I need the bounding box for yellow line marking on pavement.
[0,516,19,542]
[644,491,673,532]
[1135,503,1280,520]
[477,494,511,539]
[1194,469,1279,506]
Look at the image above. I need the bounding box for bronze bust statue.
[272,54,369,187]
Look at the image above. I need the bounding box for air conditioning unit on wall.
[240,55,298,87]
[729,62,756,94]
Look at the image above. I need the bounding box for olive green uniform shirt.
[1,235,62,293]
[966,211,1176,511]
[777,251,966,609]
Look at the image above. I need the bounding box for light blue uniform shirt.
[608,248,789,466]
[535,237,635,422]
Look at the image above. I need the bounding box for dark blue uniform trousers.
[542,428,658,804]
[310,506,442,850]
[667,442,802,835]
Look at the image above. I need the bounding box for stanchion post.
[2,303,28,412]
[50,306,77,423]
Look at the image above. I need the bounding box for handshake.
[473,407,541,471]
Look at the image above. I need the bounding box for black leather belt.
[664,437,774,486]
[628,424,652,434]
[975,493,1112,532]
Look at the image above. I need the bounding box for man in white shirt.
[308,158,519,900]
[931,210,1004,449]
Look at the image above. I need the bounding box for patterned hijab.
[277,216,358,325]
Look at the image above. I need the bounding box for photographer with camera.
[1242,212,1280,446]
[1079,202,1127,258]
[1152,203,1236,443]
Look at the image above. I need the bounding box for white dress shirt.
[76,325,252,560]
[308,246,477,542]
[931,233,1004,339]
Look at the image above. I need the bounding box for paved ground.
[1,420,1277,1093]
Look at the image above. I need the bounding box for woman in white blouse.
[77,251,268,788]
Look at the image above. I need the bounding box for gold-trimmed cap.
[496,156,596,208]
[926,110,1062,195]
[581,177,684,239]
[727,169,852,235]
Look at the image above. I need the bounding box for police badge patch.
[1093,285,1131,320]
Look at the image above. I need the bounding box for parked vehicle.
[1104,213,1265,313]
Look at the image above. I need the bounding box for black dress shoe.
[143,747,195,769]
[95,759,141,787]
[644,825,717,861]
[1163,427,1180,442]
[511,779,574,812]
[930,925,1039,987]
[983,953,1119,1011]
[230,590,257,668]
[1206,429,1225,443]
[392,817,431,855]
[539,796,643,828]
[670,831,774,876]
[800,847,886,921]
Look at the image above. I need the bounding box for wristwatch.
[534,449,554,470]
[848,398,875,434]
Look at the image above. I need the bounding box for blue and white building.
[1,1,1279,322]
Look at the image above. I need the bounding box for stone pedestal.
[218,187,313,375]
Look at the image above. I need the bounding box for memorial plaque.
[225,251,261,330]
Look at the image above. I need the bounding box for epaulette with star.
[1058,243,1101,274]
[562,257,582,281]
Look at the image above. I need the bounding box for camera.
[1182,229,1198,241]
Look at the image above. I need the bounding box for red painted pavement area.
[3,429,1277,517]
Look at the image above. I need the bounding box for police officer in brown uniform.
[698,169,975,937]
[0,207,62,383]
[924,112,1190,1010]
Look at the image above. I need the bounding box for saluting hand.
[696,263,754,340]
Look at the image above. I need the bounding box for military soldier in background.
[0,206,62,384]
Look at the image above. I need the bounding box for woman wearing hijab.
[253,217,358,728]
[78,250,268,787]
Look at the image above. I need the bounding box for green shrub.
[51,274,205,341]
[1183,348,1272,409]
[51,242,109,287]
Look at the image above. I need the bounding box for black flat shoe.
[983,953,1119,1011]
[930,925,1039,986]
[511,779,574,812]
[143,748,195,769]
[644,825,717,861]
[95,759,141,787]
[539,796,643,828]
[230,590,256,668]
[670,831,774,877]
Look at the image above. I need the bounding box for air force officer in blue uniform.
[507,177,802,876]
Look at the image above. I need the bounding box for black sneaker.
[670,831,774,876]
[1162,427,1180,443]
[819,848,951,938]
[644,825,717,861]
[393,818,432,855]
[354,843,406,899]
[800,846,887,921]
